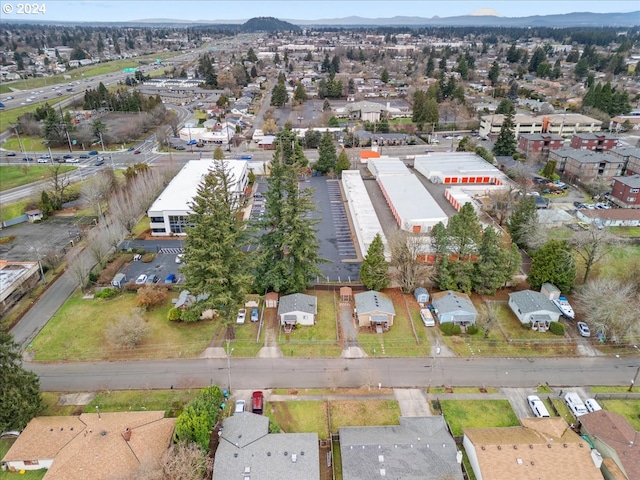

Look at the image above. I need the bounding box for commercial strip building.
[341,171,390,260]
[479,113,602,139]
[147,160,249,236]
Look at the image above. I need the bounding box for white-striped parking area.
[326,182,356,258]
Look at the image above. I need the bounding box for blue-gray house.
[431,290,477,326]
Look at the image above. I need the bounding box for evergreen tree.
[506,195,539,248]
[270,82,288,107]
[1,331,43,431]
[381,68,389,84]
[293,82,307,104]
[496,99,515,115]
[527,240,576,292]
[425,56,435,77]
[360,233,389,291]
[182,161,251,320]
[528,47,547,73]
[446,202,483,260]
[506,43,520,63]
[488,61,500,85]
[315,131,337,174]
[492,111,517,156]
[335,149,351,176]
[254,129,323,294]
[473,226,521,295]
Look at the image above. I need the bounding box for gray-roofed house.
[431,290,477,326]
[277,293,317,331]
[213,412,319,480]
[508,290,561,332]
[339,416,463,480]
[354,290,396,331]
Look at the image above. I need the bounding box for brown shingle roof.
[2,412,175,480]
[580,409,640,480]
[464,418,603,480]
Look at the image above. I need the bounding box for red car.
[134,149,141,154]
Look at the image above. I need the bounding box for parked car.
[135,274,148,284]
[63,154,74,159]
[127,146,136,151]
[234,399,246,415]
[65,157,79,163]
[37,157,49,163]
[420,309,435,327]
[5,152,16,156]
[175,254,184,264]
[564,392,588,417]
[252,391,264,414]
[577,321,591,337]
[527,395,550,418]
[164,273,176,284]
[236,308,246,324]
[585,398,602,413]
[146,274,159,284]
[250,308,259,322]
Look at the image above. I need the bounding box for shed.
[265,292,279,308]
[354,290,396,331]
[431,290,477,326]
[340,286,353,303]
[110,273,126,288]
[25,209,43,222]
[414,287,429,305]
[541,283,561,301]
[508,290,561,332]
[277,293,317,331]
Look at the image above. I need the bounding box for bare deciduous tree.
[477,302,500,339]
[105,308,149,349]
[484,188,519,227]
[134,441,212,480]
[48,163,72,206]
[575,279,640,344]
[87,226,112,266]
[68,250,93,292]
[570,227,616,283]
[136,286,168,310]
[388,230,433,293]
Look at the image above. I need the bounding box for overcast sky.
[1,1,638,23]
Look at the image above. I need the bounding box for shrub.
[136,285,168,309]
[466,324,479,335]
[105,309,148,349]
[549,321,565,335]
[89,272,99,283]
[168,307,182,321]
[440,322,462,336]
[95,287,118,299]
[141,253,155,263]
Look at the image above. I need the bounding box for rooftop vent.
[380,468,386,477]
[100,431,106,437]
[267,452,271,456]
[244,467,250,473]
[291,454,297,463]
[529,445,534,449]
[378,455,384,463]
[123,427,131,441]
[517,458,523,465]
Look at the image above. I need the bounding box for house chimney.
[123,428,131,441]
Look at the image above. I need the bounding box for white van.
[585,398,602,413]
[420,309,435,327]
[564,392,588,417]
[527,395,550,418]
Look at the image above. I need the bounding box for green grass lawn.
[2,137,49,153]
[329,400,401,433]
[427,387,499,394]
[131,216,151,237]
[589,386,638,393]
[599,399,640,430]
[440,400,520,436]
[595,244,640,280]
[280,290,342,357]
[0,165,76,191]
[0,97,66,132]
[30,291,217,361]
[231,320,263,357]
[357,291,430,357]
[548,397,576,425]
[0,198,31,223]
[86,389,200,416]
[608,226,640,238]
[267,401,329,438]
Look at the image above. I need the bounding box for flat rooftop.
[148,159,247,213]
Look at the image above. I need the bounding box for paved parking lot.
[119,252,184,285]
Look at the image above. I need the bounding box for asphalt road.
[26,356,640,392]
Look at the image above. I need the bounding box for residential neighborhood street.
[25,355,640,392]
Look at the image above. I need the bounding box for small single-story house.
[340,417,463,480]
[579,409,640,480]
[414,287,429,305]
[431,291,477,326]
[174,290,209,309]
[463,418,603,480]
[1,412,175,479]
[508,290,561,331]
[354,290,396,331]
[26,209,44,222]
[277,293,317,331]
[213,412,319,480]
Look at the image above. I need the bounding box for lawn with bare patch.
[267,401,329,438]
[329,400,400,433]
[31,291,217,361]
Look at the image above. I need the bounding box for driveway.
[340,304,366,358]
[394,388,432,416]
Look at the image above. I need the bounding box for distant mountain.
[469,8,503,17]
[240,17,301,32]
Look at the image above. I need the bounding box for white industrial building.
[378,173,449,233]
[368,157,411,178]
[341,171,390,261]
[148,160,249,236]
[414,153,509,185]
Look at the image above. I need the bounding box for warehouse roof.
[148,160,247,213]
[378,174,448,225]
